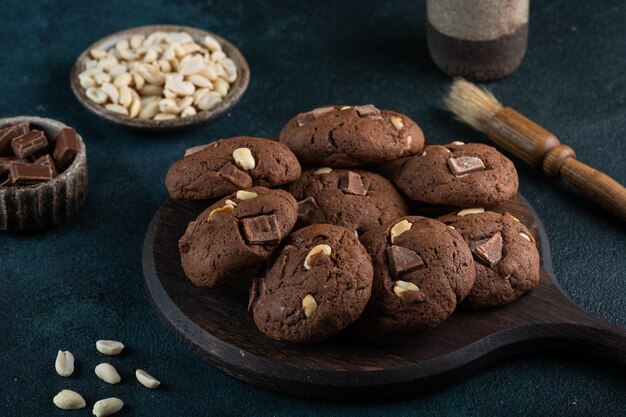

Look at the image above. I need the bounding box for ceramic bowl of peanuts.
[71,25,250,130]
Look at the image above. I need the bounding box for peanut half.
[53,390,86,410]
[390,220,412,243]
[302,294,318,318]
[96,340,124,356]
[313,167,332,175]
[95,363,121,384]
[92,397,124,417]
[393,280,420,297]
[208,204,235,220]
[236,190,257,201]
[232,147,256,171]
[55,350,75,377]
[390,116,404,131]
[456,208,485,217]
[304,244,332,270]
[136,369,161,389]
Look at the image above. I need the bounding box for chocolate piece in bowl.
[166,136,301,200]
[0,123,29,156]
[0,116,88,232]
[11,130,48,159]
[8,161,54,185]
[53,128,80,170]
[34,154,59,176]
[0,156,19,173]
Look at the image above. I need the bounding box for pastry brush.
[445,78,626,222]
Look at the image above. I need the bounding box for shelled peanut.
[78,31,237,120]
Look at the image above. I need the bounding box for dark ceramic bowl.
[0,116,88,231]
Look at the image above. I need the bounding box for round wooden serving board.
[142,195,626,399]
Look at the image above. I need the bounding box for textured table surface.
[1,0,625,416]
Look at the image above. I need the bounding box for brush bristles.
[444,78,503,133]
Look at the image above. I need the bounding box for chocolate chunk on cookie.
[166,137,301,200]
[393,142,518,207]
[352,216,475,339]
[288,168,408,234]
[179,187,298,288]
[278,105,424,167]
[249,224,373,343]
[438,210,540,308]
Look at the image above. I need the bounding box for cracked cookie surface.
[249,224,373,343]
[278,104,424,167]
[166,136,301,200]
[288,168,408,234]
[352,216,475,339]
[393,142,518,207]
[179,186,298,287]
[438,210,540,308]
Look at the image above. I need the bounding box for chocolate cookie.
[166,137,301,200]
[179,186,298,288]
[288,168,408,234]
[249,224,373,343]
[352,216,475,339]
[438,209,540,308]
[278,104,424,167]
[393,141,518,207]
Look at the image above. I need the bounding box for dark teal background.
[1,0,625,415]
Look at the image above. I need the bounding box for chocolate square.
[297,196,320,217]
[296,196,327,224]
[11,130,48,159]
[218,162,253,188]
[471,233,503,267]
[34,154,59,177]
[0,123,29,156]
[447,156,486,177]
[0,156,18,173]
[8,161,53,185]
[339,171,367,196]
[386,245,425,278]
[241,214,281,244]
[354,104,382,119]
[184,142,218,157]
[53,128,80,170]
[296,106,335,126]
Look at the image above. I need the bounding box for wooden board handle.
[487,108,626,222]
[574,324,626,365]
[564,307,626,365]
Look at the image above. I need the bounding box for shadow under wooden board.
[142,194,626,399]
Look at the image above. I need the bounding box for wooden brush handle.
[486,108,626,222]
[560,158,626,221]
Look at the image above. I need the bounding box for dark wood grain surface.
[142,195,626,399]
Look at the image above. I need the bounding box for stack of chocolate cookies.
[165,104,540,344]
